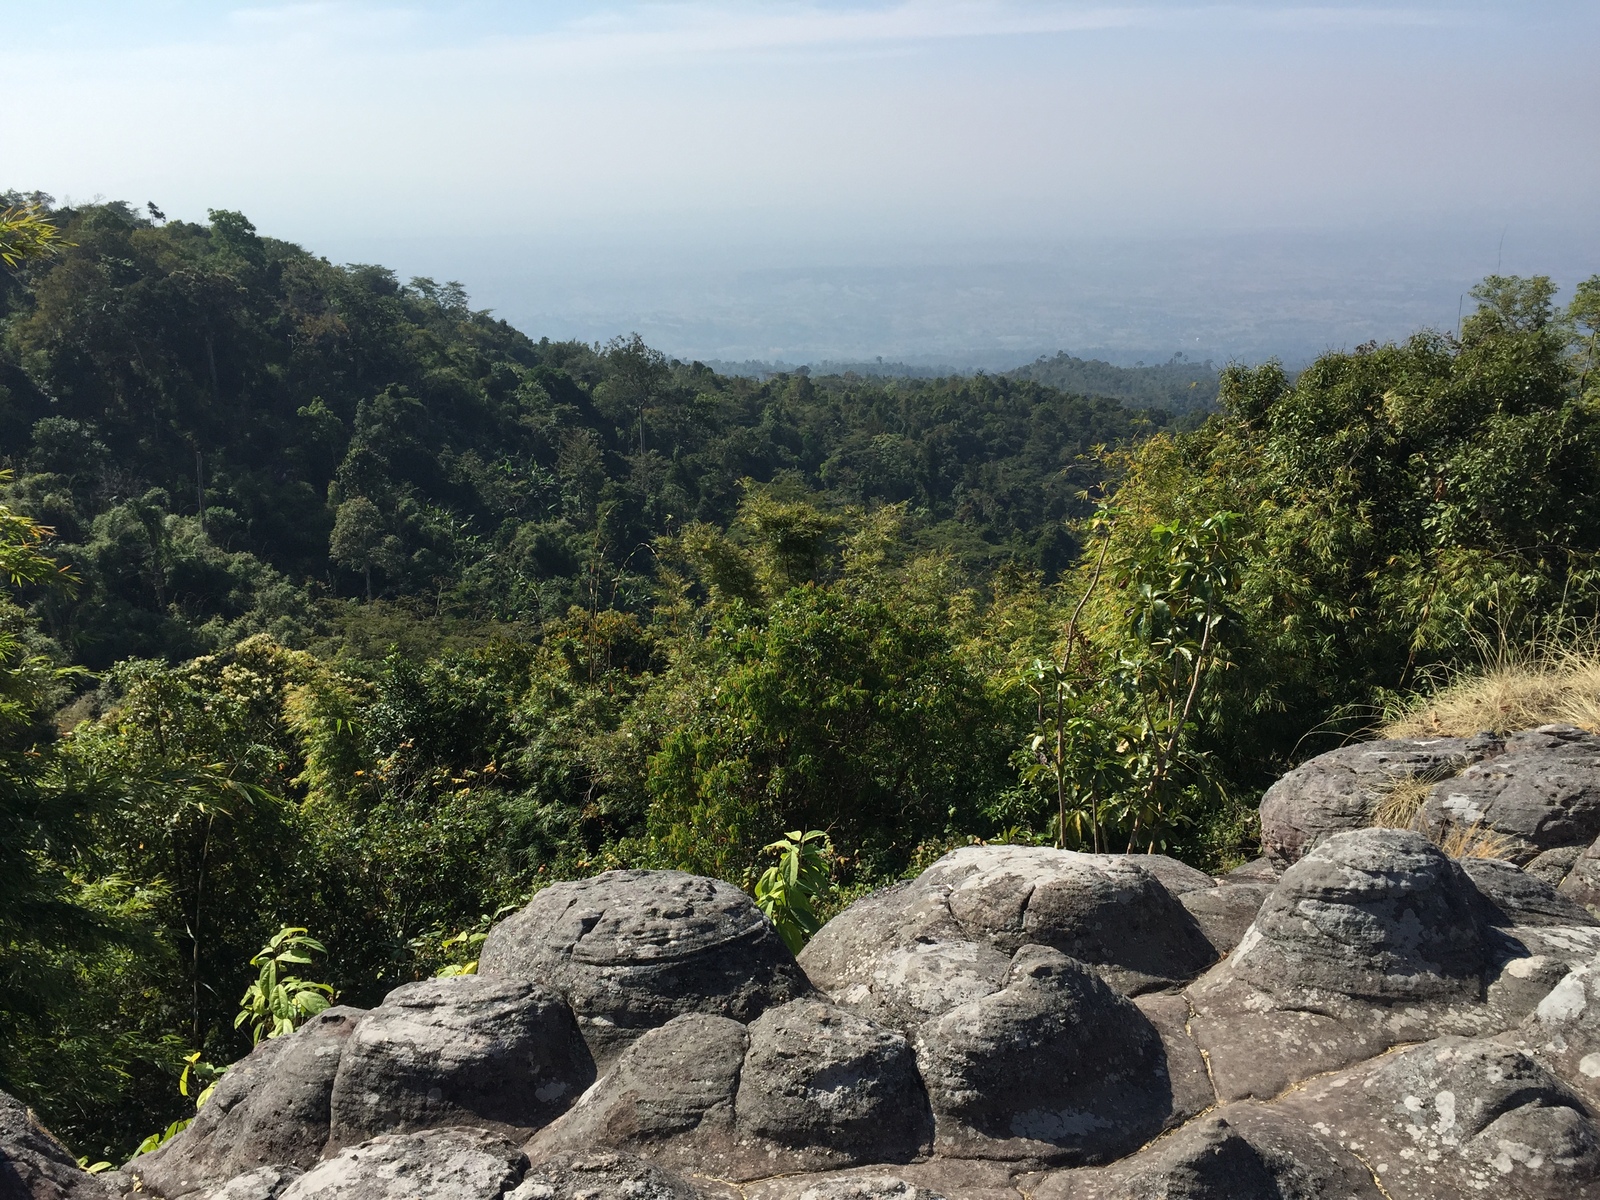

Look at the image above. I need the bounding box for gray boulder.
[913,946,1171,1165]
[279,1128,524,1200]
[200,1166,302,1200]
[1031,1106,1383,1200]
[1176,882,1273,957]
[1259,733,1500,863]
[737,999,930,1166]
[135,1007,362,1198]
[1562,833,1600,913]
[1230,828,1490,1002]
[820,939,1011,1036]
[327,977,591,1151]
[528,1000,930,1181]
[524,1013,747,1174]
[1529,843,1586,888]
[1183,829,1584,1100]
[1119,854,1215,896]
[1501,954,1600,1109]
[478,871,809,1064]
[1424,725,1600,863]
[803,846,1216,1001]
[1458,855,1598,927]
[1276,1035,1600,1199]
[510,1151,707,1200]
[0,1089,113,1200]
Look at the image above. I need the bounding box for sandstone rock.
[279,1128,524,1200]
[737,999,931,1166]
[790,1180,944,1200]
[1562,833,1600,913]
[1031,1106,1383,1200]
[524,1013,747,1169]
[1458,855,1598,927]
[804,846,1216,1001]
[510,1151,706,1200]
[1424,725,1600,863]
[1231,828,1489,1002]
[1183,829,1577,1100]
[201,1166,303,1200]
[1528,843,1586,887]
[0,1089,113,1200]
[1118,854,1215,895]
[135,1007,361,1198]
[820,939,1011,1035]
[1177,883,1272,957]
[479,871,809,1064]
[1276,1035,1600,1199]
[742,1161,1018,1200]
[529,1001,930,1180]
[327,977,591,1151]
[913,946,1171,1164]
[1501,954,1600,1109]
[1224,857,1280,883]
[1259,733,1500,863]
[1130,993,1217,1120]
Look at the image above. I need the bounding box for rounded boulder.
[327,976,592,1150]
[479,870,810,1064]
[912,945,1171,1164]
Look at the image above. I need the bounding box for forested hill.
[1007,350,1220,412]
[0,200,1180,668]
[8,199,1599,1162]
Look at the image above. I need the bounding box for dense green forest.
[1009,350,1220,413]
[3,196,1599,1163]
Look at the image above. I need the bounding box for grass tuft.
[1371,776,1434,831]
[1438,821,1518,861]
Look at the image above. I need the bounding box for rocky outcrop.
[1258,733,1501,862]
[326,976,591,1150]
[526,1000,930,1180]
[27,738,1600,1200]
[0,1090,113,1200]
[1275,1036,1600,1199]
[478,870,811,1065]
[279,1128,525,1200]
[1422,726,1600,863]
[1184,828,1600,1101]
[801,846,1217,1000]
[913,946,1174,1165]
[1030,1107,1384,1200]
[134,1007,362,1198]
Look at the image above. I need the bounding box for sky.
[4,1,1597,365]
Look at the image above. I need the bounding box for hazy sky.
[5,1,1597,363]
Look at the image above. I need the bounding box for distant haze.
[4,1,1597,365]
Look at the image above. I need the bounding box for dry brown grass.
[1438,821,1519,860]
[1370,776,1434,831]
[1382,627,1600,739]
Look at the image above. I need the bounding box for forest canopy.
[3,196,1599,1163]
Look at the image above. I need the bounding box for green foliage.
[1020,507,1241,856]
[753,830,833,954]
[235,926,333,1044]
[5,201,1598,1165]
[0,201,68,268]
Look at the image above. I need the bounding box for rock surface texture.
[477,869,811,1064]
[21,729,1600,1199]
[1258,733,1502,862]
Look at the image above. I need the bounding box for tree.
[330,496,388,600]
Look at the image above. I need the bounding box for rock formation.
[15,726,1600,1198]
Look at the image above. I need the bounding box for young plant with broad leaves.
[235,926,334,1045]
[753,830,833,954]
